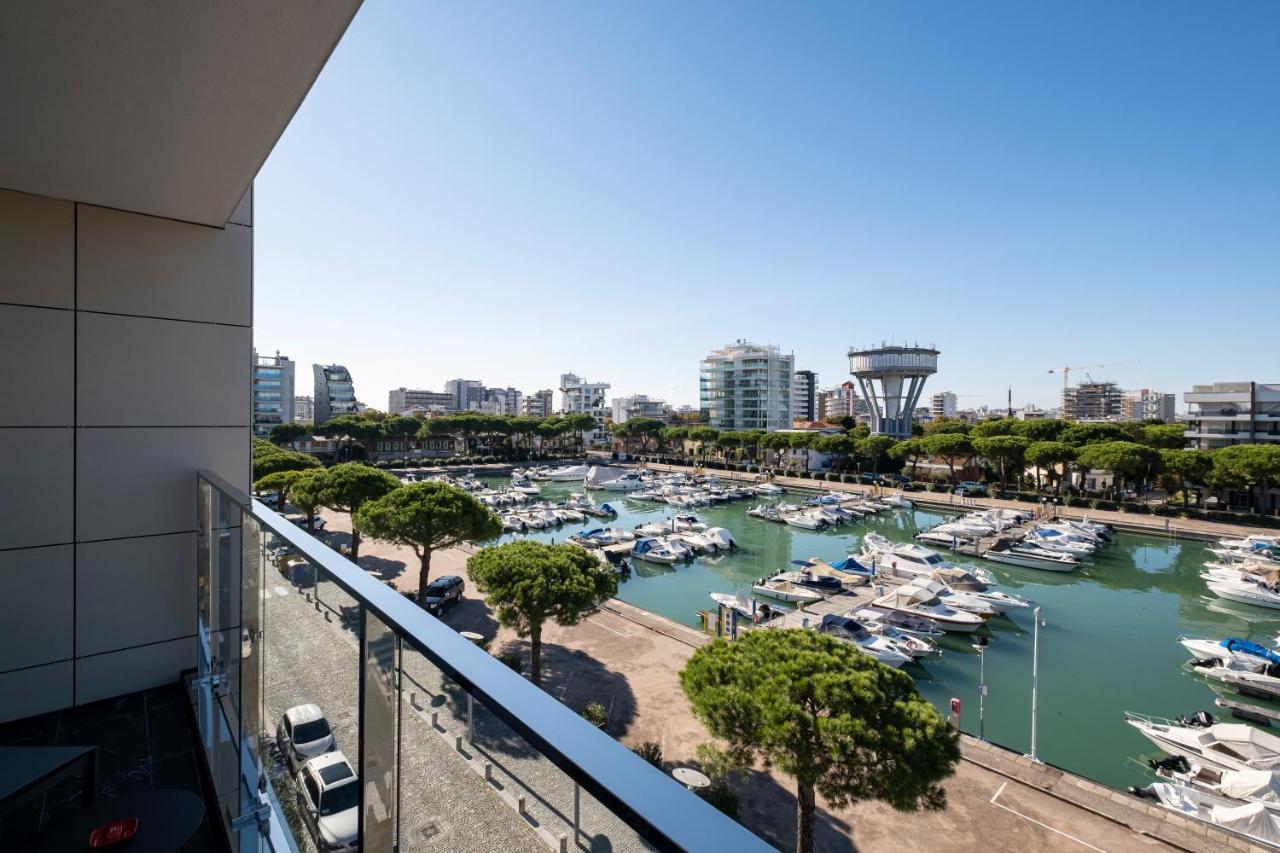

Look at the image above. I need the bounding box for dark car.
[953,481,989,497]
[881,474,910,486]
[422,575,465,615]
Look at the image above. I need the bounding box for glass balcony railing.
[194,471,765,853]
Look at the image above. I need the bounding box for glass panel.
[241,514,265,775]
[361,611,398,850]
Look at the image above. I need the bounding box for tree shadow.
[438,598,499,641]
[496,640,639,738]
[360,555,406,582]
[734,767,858,853]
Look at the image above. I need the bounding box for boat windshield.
[924,553,943,565]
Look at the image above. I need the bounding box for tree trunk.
[1034,467,1041,493]
[796,781,816,853]
[416,547,433,605]
[306,511,315,532]
[277,491,287,511]
[350,528,361,562]
[530,624,543,686]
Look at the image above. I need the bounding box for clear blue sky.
[255,1,1279,414]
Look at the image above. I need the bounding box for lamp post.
[973,635,989,741]
[1029,606,1043,762]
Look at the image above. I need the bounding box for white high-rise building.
[559,373,611,443]
[612,394,669,424]
[792,370,818,423]
[388,387,453,415]
[445,378,486,412]
[930,391,957,419]
[252,350,295,436]
[700,341,794,432]
[520,389,554,418]
[1184,382,1280,449]
[312,364,358,425]
[294,395,314,423]
[1121,389,1176,423]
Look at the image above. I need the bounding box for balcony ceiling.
[0,2,361,226]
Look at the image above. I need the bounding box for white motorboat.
[852,607,946,639]
[596,471,646,491]
[501,515,526,532]
[703,527,737,551]
[671,531,718,555]
[709,592,780,622]
[932,519,996,538]
[927,568,1030,613]
[1024,527,1097,555]
[861,533,995,585]
[753,483,785,496]
[630,537,690,564]
[747,505,785,523]
[509,476,541,496]
[1126,711,1280,773]
[1131,780,1280,847]
[1181,637,1280,672]
[1203,570,1280,611]
[544,464,590,481]
[871,584,987,633]
[553,508,585,523]
[915,530,977,549]
[1197,662,1280,700]
[911,579,999,617]
[817,614,913,668]
[851,611,939,658]
[1147,753,1280,805]
[751,577,824,604]
[882,493,913,509]
[770,570,845,594]
[784,511,829,530]
[982,539,1079,572]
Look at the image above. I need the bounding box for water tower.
[848,343,940,439]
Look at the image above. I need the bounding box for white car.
[296,751,359,853]
[277,704,336,775]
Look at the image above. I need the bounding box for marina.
[421,469,1280,795]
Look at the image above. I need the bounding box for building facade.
[251,350,295,436]
[930,391,958,419]
[312,363,358,425]
[611,394,669,424]
[1121,388,1176,423]
[1062,381,1122,421]
[559,372,611,442]
[445,378,485,412]
[1184,382,1280,449]
[484,386,523,416]
[293,395,314,423]
[817,381,868,422]
[700,341,794,432]
[520,388,554,418]
[792,370,818,423]
[389,386,454,415]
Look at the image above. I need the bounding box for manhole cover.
[420,820,443,841]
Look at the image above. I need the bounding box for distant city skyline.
[253,3,1279,415]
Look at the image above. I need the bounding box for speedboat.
[927,568,1030,613]
[703,528,737,551]
[784,511,828,530]
[751,577,824,604]
[770,570,844,594]
[1125,711,1280,773]
[509,476,541,496]
[710,592,779,622]
[1203,570,1280,611]
[932,519,996,538]
[871,584,987,633]
[747,505,785,523]
[1181,637,1280,672]
[596,472,646,491]
[817,614,913,668]
[630,537,689,564]
[983,539,1079,572]
[544,464,590,481]
[882,493,913,509]
[850,611,939,658]
[912,579,1000,617]
[753,483,785,496]
[861,533,995,584]
[1146,753,1280,805]
[853,606,945,640]
[1130,780,1280,847]
[1196,662,1280,700]
[671,531,719,555]
[1024,527,1096,555]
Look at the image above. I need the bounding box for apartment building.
[251,350,295,436]
[312,363,359,424]
[1121,388,1177,423]
[792,370,818,423]
[612,394,670,424]
[1062,381,1122,421]
[930,391,958,419]
[1184,381,1280,449]
[520,388,555,418]
[388,386,454,415]
[559,372,611,443]
[700,341,794,431]
[293,394,314,423]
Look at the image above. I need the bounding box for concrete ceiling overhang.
[0,2,361,226]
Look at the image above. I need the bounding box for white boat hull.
[983,551,1078,572]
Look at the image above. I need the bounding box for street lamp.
[1028,606,1045,762]
[972,635,989,741]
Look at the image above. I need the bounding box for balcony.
[192,471,764,852]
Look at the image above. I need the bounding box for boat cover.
[1223,638,1280,666]
[790,560,816,568]
[1219,768,1280,802]
[829,557,873,575]
[819,614,870,641]
[599,503,615,514]
[1209,800,1280,845]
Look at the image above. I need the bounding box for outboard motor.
[1128,784,1158,800]
[1147,755,1192,774]
[1177,711,1216,728]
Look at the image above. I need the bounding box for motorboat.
[595,471,646,491]
[1181,637,1280,672]
[850,611,939,658]
[703,528,737,551]
[852,606,946,640]
[784,511,829,530]
[816,614,913,668]
[807,556,874,579]
[509,476,541,496]
[630,537,690,565]
[870,584,987,633]
[1203,570,1280,611]
[1130,780,1280,847]
[882,493,914,509]
[1023,527,1097,555]
[1196,662,1280,700]
[501,515,526,533]
[911,579,1000,617]
[983,539,1079,572]
[861,533,995,585]
[1212,543,1280,565]
[543,464,590,481]
[1125,711,1280,773]
[751,577,824,604]
[927,568,1030,613]
[813,506,856,525]
[710,592,779,622]
[553,507,585,524]
[1146,753,1280,805]
[770,569,845,594]
[671,531,719,555]
[747,505,786,523]
[753,483,785,496]
[931,519,996,538]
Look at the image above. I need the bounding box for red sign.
[950,697,961,716]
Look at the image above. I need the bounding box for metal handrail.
[199,470,767,852]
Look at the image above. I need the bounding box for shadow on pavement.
[360,554,407,582]
[498,641,639,738]
[735,767,857,853]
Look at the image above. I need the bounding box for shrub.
[630,741,663,768]
[581,702,608,728]
[496,650,523,673]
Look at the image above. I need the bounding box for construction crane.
[1047,362,1137,395]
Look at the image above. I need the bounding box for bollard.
[323,610,331,622]
[517,796,527,818]
[430,711,438,729]
[409,691,417,709]
[454,735,464,753]
[558,834,569,853]
[484,762,494,785]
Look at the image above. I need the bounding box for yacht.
[1024,527,1097,555]
[784,511,829,530]
[850,611,939,658]
[927,568,1030,612]
[1181,637,1280,671]
[1146,753,1280,805]
[630,537,691,565]
[1130,780,1280,846]
[870,584,987,633]
[816,614,913,668]
[852,606,945,640]
[1126,711,1280,773]
[709,592,779,622]
[544,464,590,481]
[983,539,1079,572]
[861,533,995,584]
[751,577,825,604]
[595,471,646,491]
[1203,570,1280,610]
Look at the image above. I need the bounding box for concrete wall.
[0,187,251,722]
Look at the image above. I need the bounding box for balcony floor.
[0,683,219,851]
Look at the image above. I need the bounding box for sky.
[254,2,1280,414]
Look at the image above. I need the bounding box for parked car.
[296,751,359,853]
[857,473,880,484]
[422,575,465,615]
[276,704,336,775]
[881,474,910,486]
[953,481,989,496]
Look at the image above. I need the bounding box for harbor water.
[481,476,1280,790]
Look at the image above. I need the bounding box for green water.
[482,477,1280,790]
